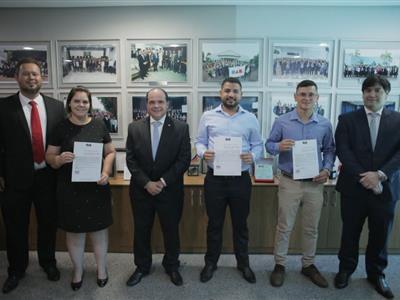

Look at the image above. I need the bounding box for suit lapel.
[155,116,174,161]
[374,108,390,152]
[142,117,153,162]
[355,109,374,151]
[12,93,31,140]
[43,95,53,145]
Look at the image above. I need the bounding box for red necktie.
[29,100,45,163]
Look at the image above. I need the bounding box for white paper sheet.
[72,142,103,182]
[292,139,319,180]
[213,136,242,176]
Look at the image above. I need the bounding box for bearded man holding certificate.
[266,80,335,288]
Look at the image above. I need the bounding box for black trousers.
[130,189,183,273]
[1,168,58,277]
[204,170,252,267]
[338,191,396,278]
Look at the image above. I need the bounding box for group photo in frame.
[0,41,52,88]
[268,39,334,87]
[126,39,191,86]
[128,91,191,129]
[60,92,122,137]
[199,91,261,120]
[268,92,332,132]
[199,38,263,86]
[334,93,399,127]
[338,40,400,88]
[57,40,120,87]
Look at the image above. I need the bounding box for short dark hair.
[15,58,41,76]
[66,86,92,114]
[296,80,318,92]
[362,75,391,94]
[221,77,242,90]
[146,87,168,102]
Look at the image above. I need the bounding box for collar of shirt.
[214,104,245,117]
[19,92,44,108]
[364,106,383,116]
[289,108,319,124]
[150,114,166,126]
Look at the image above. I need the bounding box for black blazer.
[335,108,400,201]
[126,116,191,197]
[0,93,65,190]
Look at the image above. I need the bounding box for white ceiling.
[0,0,399,7]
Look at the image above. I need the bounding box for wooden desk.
[1,174,400,254]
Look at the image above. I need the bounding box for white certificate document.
[213,136,242,176]
[292,139,319,180]
[72,142,103,182]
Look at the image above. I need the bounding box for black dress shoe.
[2,274,23,294]
[200,263,217,283]
[368,276,394,299]
[167,270,183,286]
[334,271,351,289]
[97,277,108,288]
[238,266,256,283]
[71,279,83,291]
[71,273,84,291]
[43,265,61,281]
[126,269,148,287]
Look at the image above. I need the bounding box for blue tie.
[152,121,161,160]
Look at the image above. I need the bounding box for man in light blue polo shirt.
[196,77,263,284]
[266,80,335,288]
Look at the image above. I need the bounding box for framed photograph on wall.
[268,39,334,87]
[199,38,263,86]
[128,91,192,136]
[126,39,191,86]
[59,91,123,138]
[57,40,120,87]
[338,40,400,88]
[0,41,52,88]
[268,92,332,133]
[334,93,399,127]
[199,91,264,138]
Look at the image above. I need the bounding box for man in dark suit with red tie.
[334,75,400,299]
[0,58,65,294]
[125,87,191,287]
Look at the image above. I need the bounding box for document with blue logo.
[72,142,103,182]
[292,139,319,180]
[213,136,242,176]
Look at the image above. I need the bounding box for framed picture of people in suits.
[268,92,332,134]
[334,93,399,128]
[59,92,123,138]
[0,41,53,88]
[56,40,120,87]
[268,39,334,87]
[128,91,193,136]
[126,39,192,87]
[338,40,400,88]
[199,38,263,87]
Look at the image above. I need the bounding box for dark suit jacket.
[0,92,65,190]
[126,116,191,199]
[335,108,400,201]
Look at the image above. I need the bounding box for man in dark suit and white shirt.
[334,75,400,299]
[125,87,191,286]
[0,58,65,294]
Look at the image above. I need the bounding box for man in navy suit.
[125,87,191,287]
[0,58,65,294]
[334,75,400,299]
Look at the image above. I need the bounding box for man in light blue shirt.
[266,80,335,288]
[195,77,263,284]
